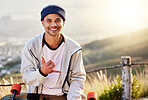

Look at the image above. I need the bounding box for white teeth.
[50,29,57,31]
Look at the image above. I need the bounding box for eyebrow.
[56,18,61,20]
[45,17,61,21]
[45,18,51,20]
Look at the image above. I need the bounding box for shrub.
[99,75,122,100]
[99,75,141,100]
[132,75,141,98]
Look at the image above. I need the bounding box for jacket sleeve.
[21,43,47,87]
[67,50,86,100]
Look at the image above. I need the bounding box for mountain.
[82,28,148,70]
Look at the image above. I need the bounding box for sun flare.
[108,0,145,31]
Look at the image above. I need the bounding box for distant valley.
[83,28,148,71]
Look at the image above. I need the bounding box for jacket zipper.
[29,49,40,94]
[62,48,82,94]
[29,49,40,68]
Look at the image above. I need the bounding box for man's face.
[42,14,65,37]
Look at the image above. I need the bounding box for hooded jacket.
[21,33,86,100]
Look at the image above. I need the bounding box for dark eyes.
[46,20,52,22]
[56,19,61,22]
[45,19,61,23]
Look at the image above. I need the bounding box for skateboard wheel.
[87,92,97,100]
[10,83,21,95]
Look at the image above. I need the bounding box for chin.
[47,32,59,37]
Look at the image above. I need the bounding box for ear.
[63,21,65,27]
[42,20,45,27]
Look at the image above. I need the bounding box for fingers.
[46,60,56,70]
[42,56,45,63]
[41,58,61,73]
[50,64,61,73]
[47,60,52,65]
[52,70,62,73]
[49,62,56,70]
[48,63,61,73]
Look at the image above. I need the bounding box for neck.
[44,32,62,49]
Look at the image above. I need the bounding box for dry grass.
[135,66,148,98]
[0,67,147,99]
[84,70,113,97]
[84,67,148,99]
[0,75,28,99]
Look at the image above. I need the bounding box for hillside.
[83,28,148,71]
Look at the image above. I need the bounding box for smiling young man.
[21,5,86,100]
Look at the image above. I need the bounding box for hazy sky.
[0,0,148,42]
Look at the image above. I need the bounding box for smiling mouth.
[50,29,57,31]
[48,27,59,32]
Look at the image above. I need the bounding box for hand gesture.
[40,56,61,75]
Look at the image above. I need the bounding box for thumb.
[42,56,45,63]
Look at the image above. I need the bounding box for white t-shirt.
[42,41,65,95]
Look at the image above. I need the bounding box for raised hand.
[40,56,61,75]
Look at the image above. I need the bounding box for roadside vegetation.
[84,66,148,100]
[0,66,147,99]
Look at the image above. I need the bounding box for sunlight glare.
[109,0,145,30]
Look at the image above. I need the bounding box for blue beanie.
[41,5,65,21]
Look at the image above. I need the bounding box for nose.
[50,21,57,27]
